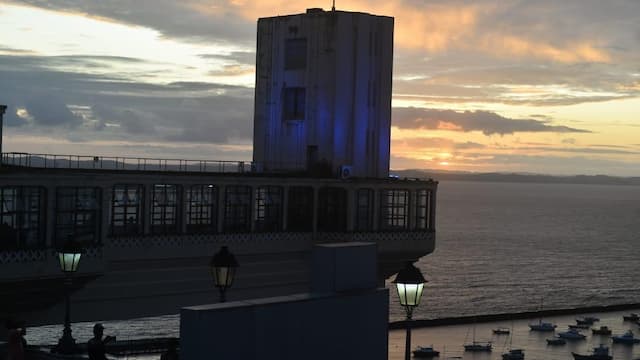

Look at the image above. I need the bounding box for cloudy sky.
[1,1,639,176]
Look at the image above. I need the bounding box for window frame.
[150,184,181,235]
[186,184,218,234]
[379,189,409,231]
[110,184,144,237]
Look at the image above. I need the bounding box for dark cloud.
[24,96,83,127]
[393,59,639,106]
[392,107,590,135]
[0,53,254,149]
[9,0,255,45]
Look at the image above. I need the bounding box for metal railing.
[1,152,306,174]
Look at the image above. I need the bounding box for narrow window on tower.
[284,38,307,70]
[283,87,306,121]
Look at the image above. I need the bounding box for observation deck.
[0,152,437,326]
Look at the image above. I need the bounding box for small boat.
[623,313,639,321]
[569,324,591,330]
[546,337,566,345]
[529,320,556,332]
[529,297,556,332]
[612,330,640,344]
[412,346,440,358]
[493,327,511,335]
[464,342,492,352]
[592,326,612,335]
[558,328,586,340]
[572,344,612,360]
[502,349,524,360]
[464,320,491,352]
[576,317,598,325]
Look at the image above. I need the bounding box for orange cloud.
[210,1,610,64]
[479,35,611,63]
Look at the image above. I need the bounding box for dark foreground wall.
[181,242,389,360]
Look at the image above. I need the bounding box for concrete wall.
[181,242,389,360]
[253,9,393,178]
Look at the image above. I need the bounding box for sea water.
[26,180,640,349]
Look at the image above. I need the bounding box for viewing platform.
[0,152,437,327]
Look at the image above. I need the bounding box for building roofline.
[258,8,393,21]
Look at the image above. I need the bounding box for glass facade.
[379,189,409,230]
[224,186,251,232]
[355,188,374,231]
[110,184,143,236]
[317,187,347,231]
[254,186,283,232]
[415,189,432,230]
[0,186,46,250]
[55,187,101,246]
[151,184,180,234]
[287,186,313,231]
[187,185,218,233]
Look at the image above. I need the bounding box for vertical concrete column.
[217,184,226,233]
[100,185,111,245]
[181,184,188,235]
[429,188,437,231]
[408,189,417,230]
[346,186,355,232]
[143,182,152,235]
[45,184,57,248]
[311,185,318,234]
[250,185,256,232]
[282,185,289,231]
[372,186,380,231]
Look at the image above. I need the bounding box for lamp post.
[54,238,84,354]
[210,246,238,302]
[393,261,427,360]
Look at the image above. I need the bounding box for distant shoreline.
[393,169,640,186]
[389,302,640,329]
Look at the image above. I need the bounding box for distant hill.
[392,169,640,186]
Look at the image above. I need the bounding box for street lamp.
[210,246,238,302]
[393,261,427,360]
[53,238,84,354]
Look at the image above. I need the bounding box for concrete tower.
[252,8,393,178]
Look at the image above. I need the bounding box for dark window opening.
[110,184,143,236]
[187,185,218,234]
[379,189,409,230]
[283,87,306,121]
[224,186,251,232]
[0,187,46,250]
[416,189,431,230]
[285,38,307,70]
[254,186,283,232]
[317,187,347,232]
[151,184,180,235]
[287,186,313,231]
[355,188,374,231]
[56,187,101,247]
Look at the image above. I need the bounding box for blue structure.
[253,8,394,178]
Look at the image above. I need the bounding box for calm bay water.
[28,180,640,351]
[391,180,640,322]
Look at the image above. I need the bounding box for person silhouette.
[87,323,115,360]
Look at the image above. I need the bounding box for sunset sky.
[1,1,639,176]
